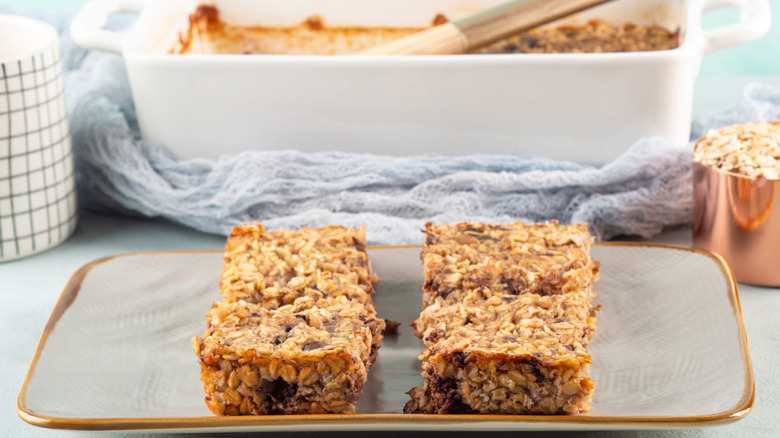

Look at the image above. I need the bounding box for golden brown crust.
[171,6,426,55]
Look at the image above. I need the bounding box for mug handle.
[70,0,146,54]
[700,0,771,55]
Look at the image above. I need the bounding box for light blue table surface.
[2,0,780,437]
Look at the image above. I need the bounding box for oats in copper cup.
[693,122,780,180]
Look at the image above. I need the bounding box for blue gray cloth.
[28,11,780,243]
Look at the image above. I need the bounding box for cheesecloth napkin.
[35,11,780,244]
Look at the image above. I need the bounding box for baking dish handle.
[700,0,771,55]
[70,0,146,54]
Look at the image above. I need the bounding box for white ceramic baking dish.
[70,0,770,164]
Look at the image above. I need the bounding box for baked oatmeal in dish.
[477,19,679,54]
[193,297,384,415]
[171,5,437,55]
[407,221,599,415]
[171,5,679,55]
[220,223,377,310]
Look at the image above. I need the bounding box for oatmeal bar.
[193,296,385,415]
[405,289,596,414]
[412,287,597,340]
[421,221,599,307]
[220,223,377,309]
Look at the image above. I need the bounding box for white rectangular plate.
[18,243,753,432]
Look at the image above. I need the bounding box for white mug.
[0,14,78,261]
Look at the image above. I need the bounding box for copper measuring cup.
[692,123,780,286]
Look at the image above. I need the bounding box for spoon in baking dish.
[357,0,614,55]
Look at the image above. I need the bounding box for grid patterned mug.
[0,15,78,262]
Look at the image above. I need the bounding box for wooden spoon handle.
[358,0,613,55]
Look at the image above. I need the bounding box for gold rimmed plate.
[18,243,753,432]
